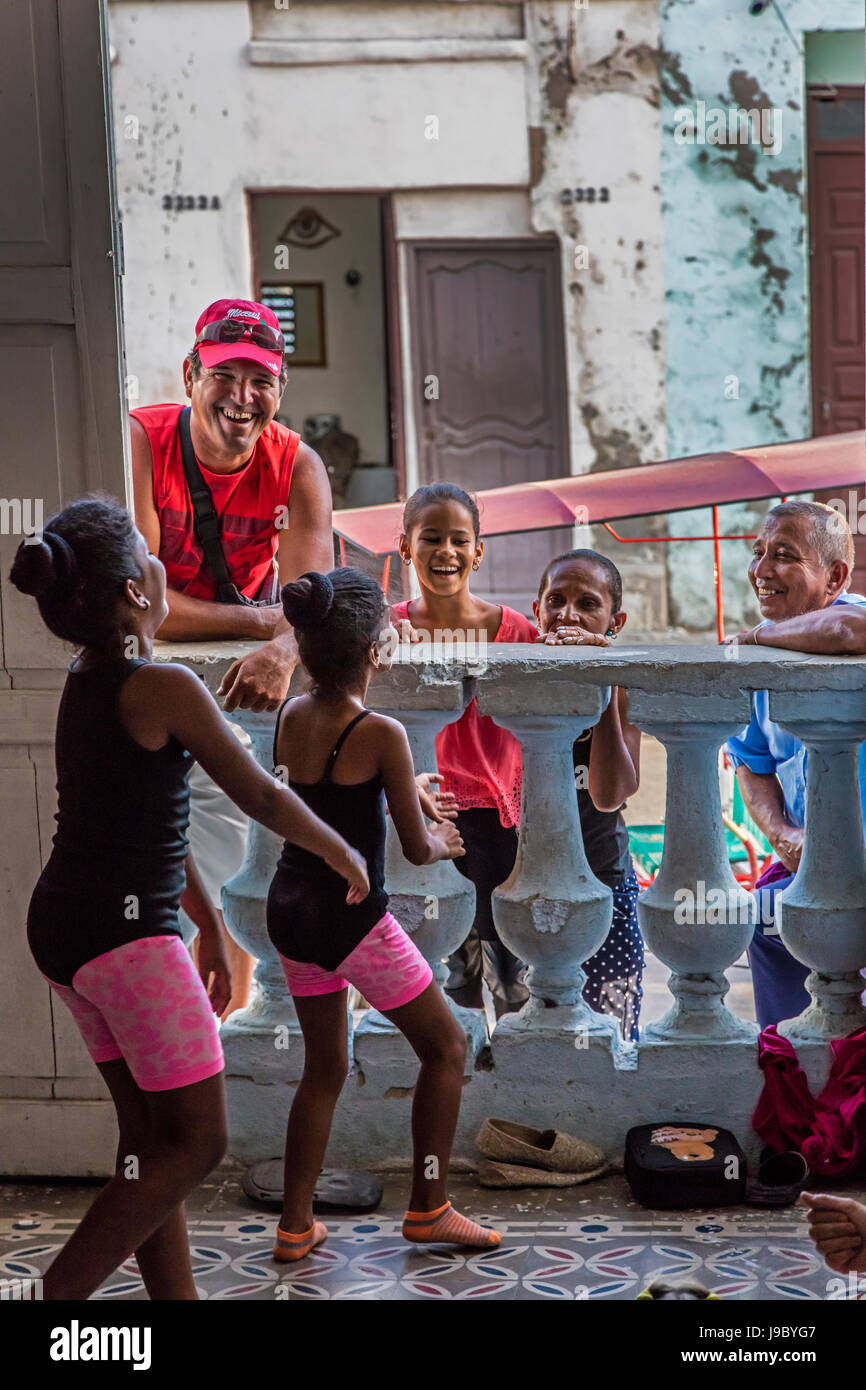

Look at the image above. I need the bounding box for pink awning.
[334,431,866,556]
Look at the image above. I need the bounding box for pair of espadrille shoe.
[475,1118,608,1187]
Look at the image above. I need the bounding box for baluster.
[365,660,482,1053]
[381,708,475,981]
[770,693,866,1041]
[627,694,758,1042]
[219,708,346,1074]
[476,663,616,1037]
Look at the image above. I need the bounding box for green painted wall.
[660,1,863,631]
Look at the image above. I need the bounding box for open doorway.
[249,191,403,522]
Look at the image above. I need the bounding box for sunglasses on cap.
[194,316,284,354]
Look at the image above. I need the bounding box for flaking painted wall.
[525,1,671,632]
[659,0,864,631]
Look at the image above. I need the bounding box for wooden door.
[408,241,570,614]
[0,0,128,1171]
[808,89,866,591]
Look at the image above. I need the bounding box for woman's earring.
[402,557,411,566]
[472,562,480,571]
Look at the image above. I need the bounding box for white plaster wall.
[525,1,670,630]
[527,2,667,477]
[108,0,530,405]
[250,0,524,41]
[393,187,534,239]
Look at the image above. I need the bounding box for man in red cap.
[131,297,332,693]
[130,298,333,1012]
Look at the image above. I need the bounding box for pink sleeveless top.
[390,601,537,828]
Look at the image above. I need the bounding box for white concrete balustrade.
[768,691,866,1044]
[164,641,866,1166]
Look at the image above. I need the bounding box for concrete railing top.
[157,638,866,713]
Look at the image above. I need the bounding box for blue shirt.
[725,592,866,830]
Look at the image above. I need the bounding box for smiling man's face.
[184,357,282,463]
[749,514,839,621]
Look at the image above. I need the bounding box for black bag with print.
[625,1122,747,1209]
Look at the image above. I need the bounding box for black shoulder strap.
[177,406,234,591]
[113,655,149,687]
[272,695,297,773]
[323,710,371,782]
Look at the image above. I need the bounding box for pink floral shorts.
[44,935,224,1092]
[278,912,432,1012]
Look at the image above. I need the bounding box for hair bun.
[280,570,334,628]
[9,530,79,599]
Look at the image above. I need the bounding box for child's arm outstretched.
[128,665,370,902]
[414,772,458,823]
[588,687,641,813]
[380,721,464,865]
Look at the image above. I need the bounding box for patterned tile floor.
[3,1171,864,1301]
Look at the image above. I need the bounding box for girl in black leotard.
[10,496,368,1301]
[266,567,502,1259]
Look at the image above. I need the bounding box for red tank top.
[132,403,301,601]
[390,601,537,828]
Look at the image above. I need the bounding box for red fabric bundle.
[753,1026,866,1177]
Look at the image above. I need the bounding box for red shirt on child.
[390,602,537,828]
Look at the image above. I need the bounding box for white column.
[493,712,614,1027]
[473,650,617,1037]
[627,694,758,1042]
[770,693,866,1042]
[381,707,474,983]
[219,709,308,1065]
[365,660,481,1049]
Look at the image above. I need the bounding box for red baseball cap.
[193,298,284,378]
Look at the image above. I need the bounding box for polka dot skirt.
[583,867,644,1042]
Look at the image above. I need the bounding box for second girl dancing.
[266,567,502,1259]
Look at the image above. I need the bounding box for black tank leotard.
[266,701,388,971]
[573,728,632,887]
[26,657,192,986]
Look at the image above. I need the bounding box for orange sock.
[273,1221,328,1263]
[402,1201,501,1248]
